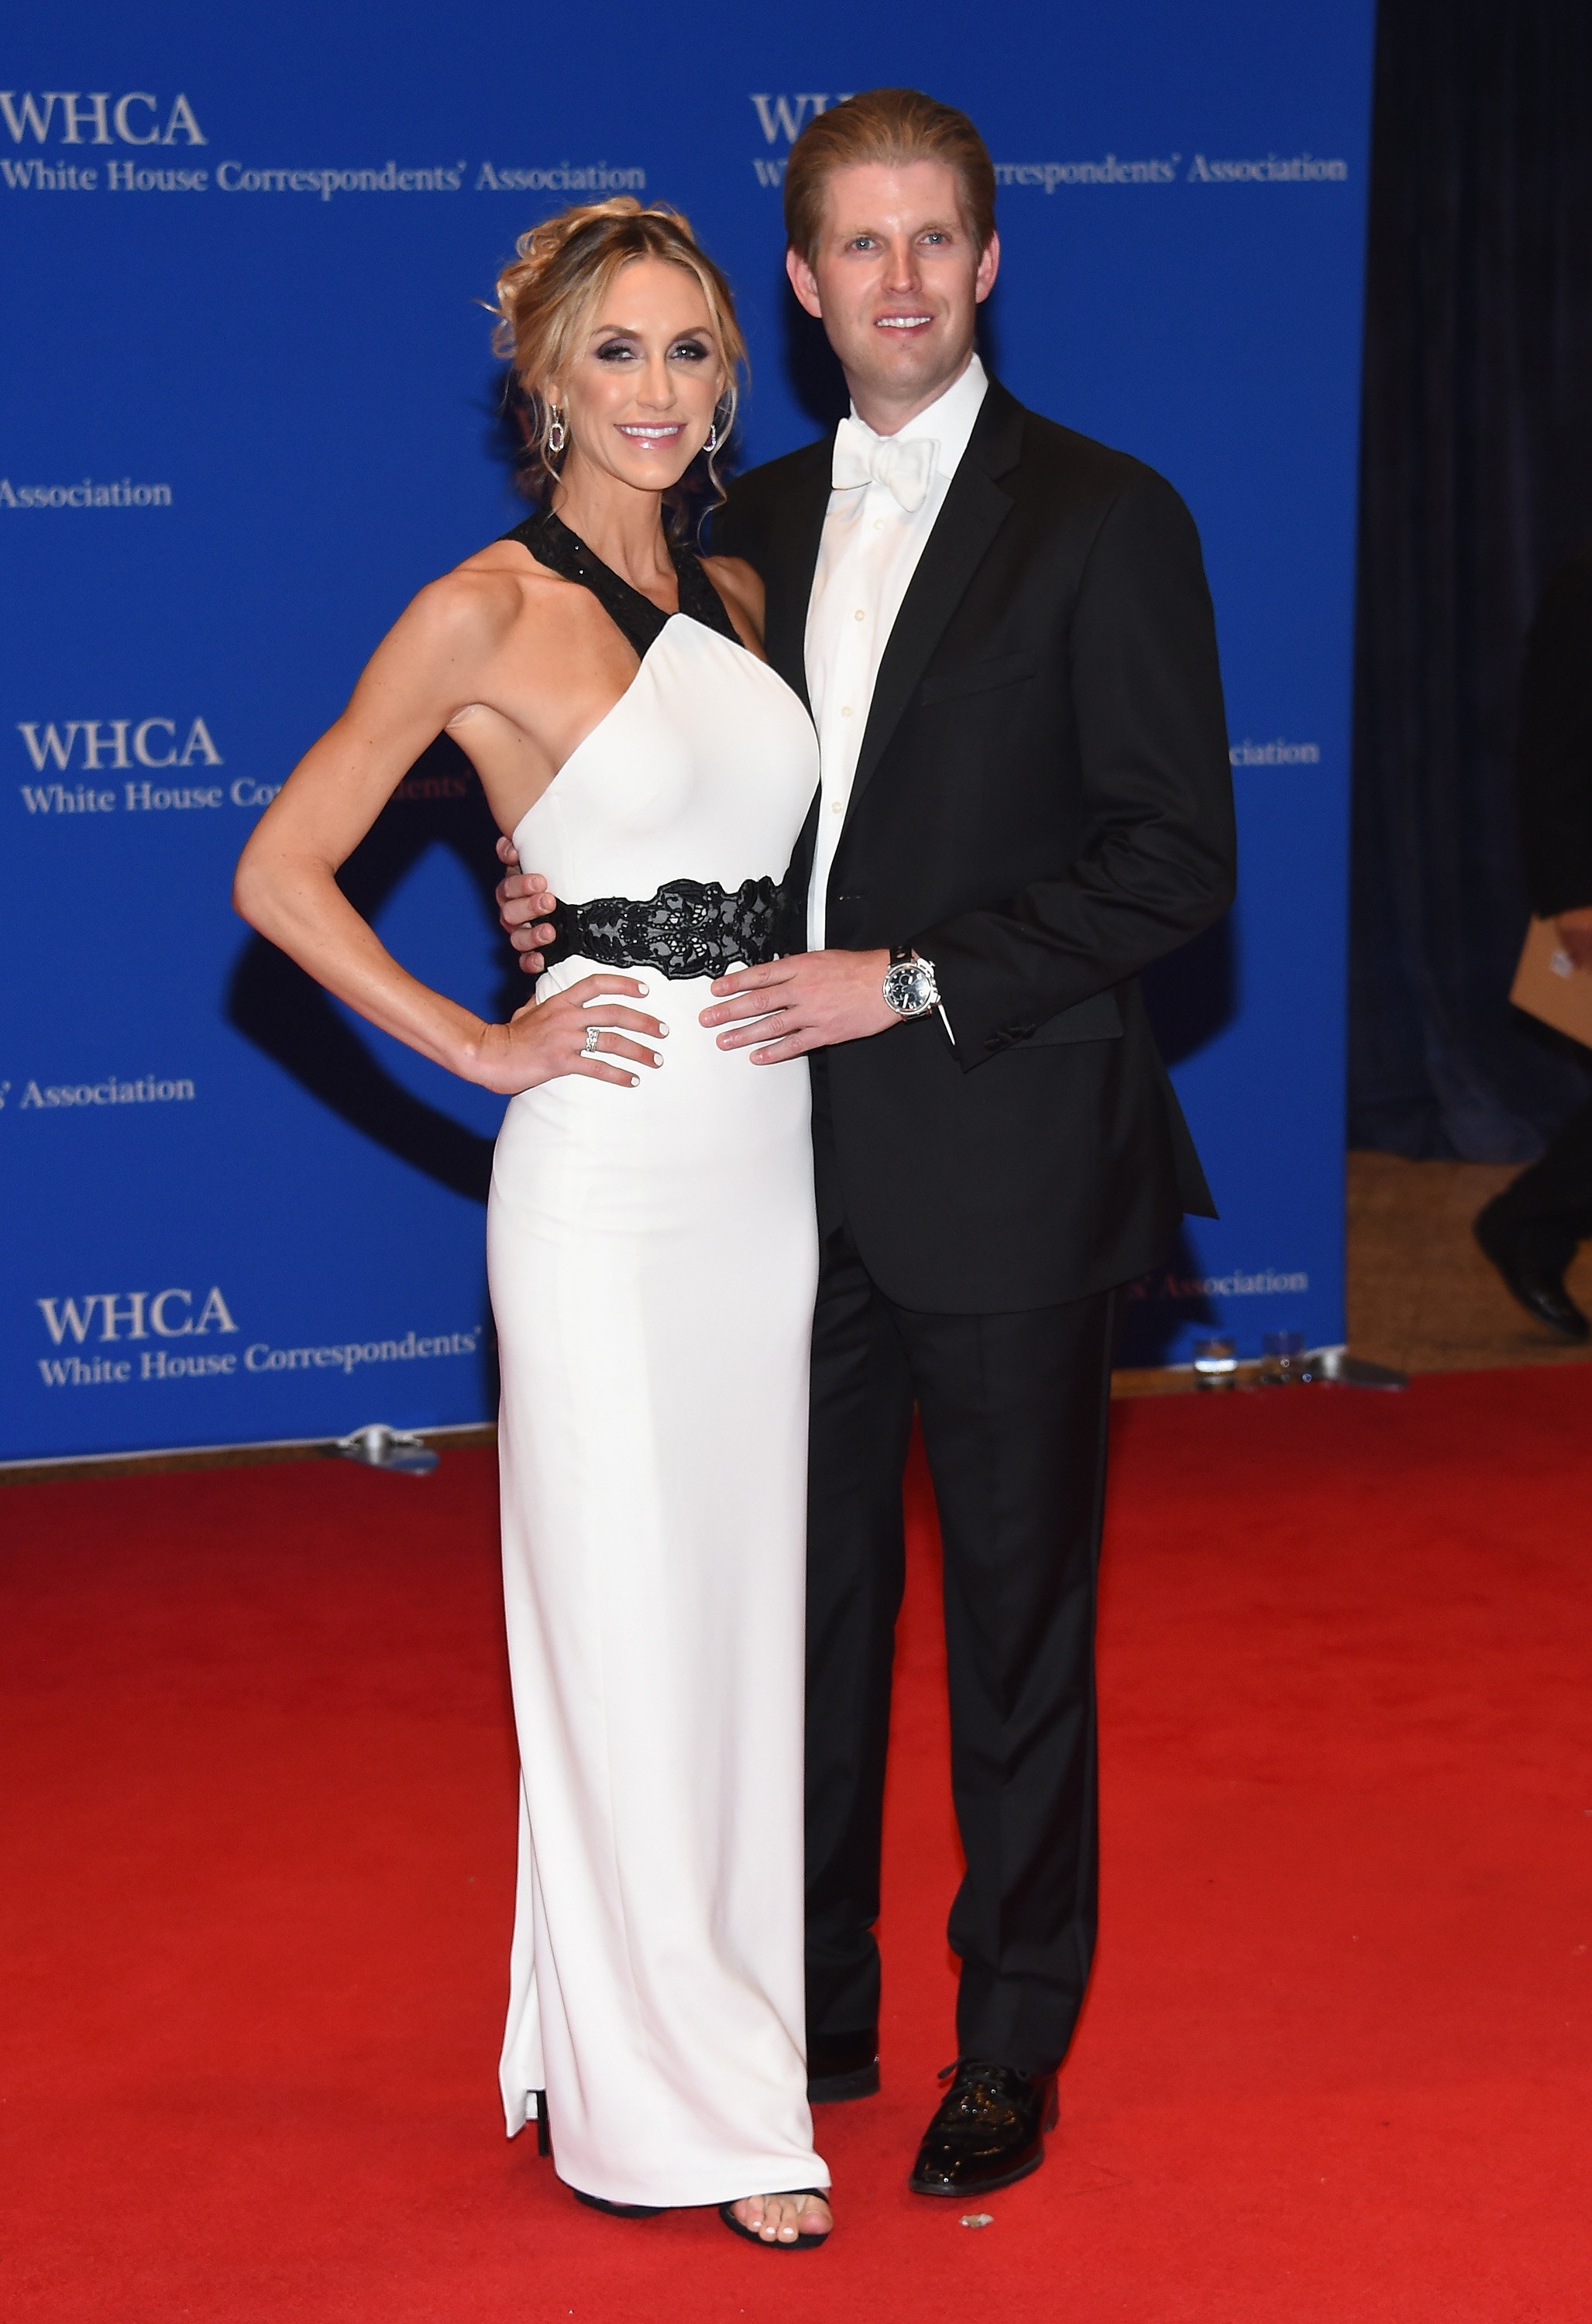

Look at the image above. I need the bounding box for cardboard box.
[1511,916,1592,1050]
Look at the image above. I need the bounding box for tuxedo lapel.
[762,445,832,713]
[846,383,1025,813]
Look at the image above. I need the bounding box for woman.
[233,200,831,2248]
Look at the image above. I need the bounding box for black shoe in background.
[1474,1203,1590,1342]
[806,2027,880,2103]
[908,2059,1057,2196]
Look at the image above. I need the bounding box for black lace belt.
[541,874,792,982]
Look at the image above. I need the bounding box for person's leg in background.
[1477,1089,1592,1339]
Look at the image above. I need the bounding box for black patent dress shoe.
[806,2028,880,2103]
[1474,1208,1590,1342]
[909,2059,1057,2197]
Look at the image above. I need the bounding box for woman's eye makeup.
[590,335,711,364]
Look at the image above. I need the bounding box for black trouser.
[1487,1092,1592,1267]
[805,1066,1115,2079]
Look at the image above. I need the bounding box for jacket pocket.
[1022,989,1124,1046]
[917,651,1037,706]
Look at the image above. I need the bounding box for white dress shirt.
[803,353,989,949]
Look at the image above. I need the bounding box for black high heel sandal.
[535,2091,666,2218]
[717,2188,831,2250]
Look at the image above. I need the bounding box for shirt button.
[830,799,844,814]
[841,704,854,718]
[854,608,866,621]
[873,518,885,531]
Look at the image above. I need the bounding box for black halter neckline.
[500,506,742,660]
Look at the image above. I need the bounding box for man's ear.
[975,229,1001,306]
[786,244,824,320]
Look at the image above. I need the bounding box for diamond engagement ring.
[581,1025,602,1057]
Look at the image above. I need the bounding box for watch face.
[884,961,936,1016]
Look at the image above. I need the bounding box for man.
[500,88,1235,2197]
[1475,548,1592,1339]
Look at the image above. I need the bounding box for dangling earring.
[545,405,567,457]
[703,422,718,456]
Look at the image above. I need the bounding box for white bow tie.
[831,417,936,514]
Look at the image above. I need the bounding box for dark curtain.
[1350,0,1592,1159]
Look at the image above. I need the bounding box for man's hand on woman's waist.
[496,835,557,974]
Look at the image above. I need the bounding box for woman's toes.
[778,2193,830,2240]
[732,2191,830,2242]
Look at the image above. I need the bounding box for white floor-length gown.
[486,510,827,2209]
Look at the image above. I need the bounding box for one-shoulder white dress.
[486,511,826,2209]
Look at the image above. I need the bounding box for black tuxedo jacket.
[714,379,1236,1312]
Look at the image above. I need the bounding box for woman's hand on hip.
[468,973,668,1094]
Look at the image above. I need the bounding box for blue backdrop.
[1,2,1374,1461]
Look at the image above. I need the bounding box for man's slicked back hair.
[782,88,996,264]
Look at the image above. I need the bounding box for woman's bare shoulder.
[394,538,575,655]
[701,553,766,651]
[451,532,573,605]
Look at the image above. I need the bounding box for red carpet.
[5,1368,1592,2322]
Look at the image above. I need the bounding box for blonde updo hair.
[490,198,747,514]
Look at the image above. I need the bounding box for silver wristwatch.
[882,943,940,1019]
